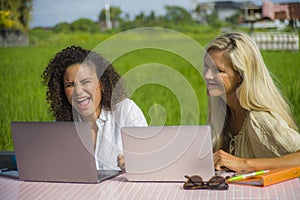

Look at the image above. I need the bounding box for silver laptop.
[10,122,122,183]
[121,126,215,182]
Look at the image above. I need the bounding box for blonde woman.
[203,32,300,171]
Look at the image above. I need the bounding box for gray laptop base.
[10,122,122,183]
[0,170,122,183]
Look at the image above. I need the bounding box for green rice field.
[0,30,299,150]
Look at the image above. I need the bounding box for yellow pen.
[227,170,270,182]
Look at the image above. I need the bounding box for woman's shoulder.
[249,110,284,123]
[248,110,275,126]
[113,98,147,126]
[114,98,142,114]
[248,110,293,133]
[116,98,136,108]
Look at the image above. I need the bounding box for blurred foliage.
[224,11,242,29]
[0,11,14,28]
[99,5,122,21]
[29,28,111,47]
[53,22,71,33]
[164,6,194,24]
[53,18,100,33]
[46,5,227,34]
[119,6,212,32]
[0,0,32,32]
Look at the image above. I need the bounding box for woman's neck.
[81,115,97,124]
[80,106,101,124]
[80,108,101,149]
[225,94,248,135]
[225,93,243,115]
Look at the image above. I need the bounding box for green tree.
[99,5,122,30]
[226,11,242,29]
[0,0,32,32]
[164,6,193,24]
[53,22,71,33]
[70,18,99,33]
[206,10,222,28]
[144,10,157,25]
[99,6,122,22]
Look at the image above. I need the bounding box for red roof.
[262,0,274,20]
[262,0,290,20]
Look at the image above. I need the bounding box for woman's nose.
[204,68,214,80]
[74,84,84,94]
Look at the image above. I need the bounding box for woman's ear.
[235,71,244,87]
[236,73,243,88]
[237,71,243,84]
[238,75,243,85]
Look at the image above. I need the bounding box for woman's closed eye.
[204,65,224,73]
[80,78,92,85]
[64,82,74,88]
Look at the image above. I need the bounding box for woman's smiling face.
[203,49,242,98]
[63,64,102,120]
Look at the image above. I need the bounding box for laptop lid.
[10,122,121,183]
[121,126,215,182]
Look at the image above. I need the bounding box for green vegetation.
[53,18,100,34]
[0,0,32,32]
[34,5,227,34]
[261,51,300,125]
[0,30,299,150]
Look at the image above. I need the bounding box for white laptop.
[9,122,122,183]
[121,126,215,182]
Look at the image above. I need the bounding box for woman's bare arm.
[214,150,300,171]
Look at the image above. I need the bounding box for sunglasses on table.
[183,175,229,190]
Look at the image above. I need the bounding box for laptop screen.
[11,122,100,183]
[121,125,215,182]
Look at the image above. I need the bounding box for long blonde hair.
[205,32,298,150]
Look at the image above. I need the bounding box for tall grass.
[111,48,208,126]
[262,51,300,128]
[0,31,299,150]
[0,47,58,149]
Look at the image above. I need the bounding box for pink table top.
[1,174,300,200]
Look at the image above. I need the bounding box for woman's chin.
[77,108,96,119]
[207,90,224,97]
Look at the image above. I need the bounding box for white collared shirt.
[94,98,147,170]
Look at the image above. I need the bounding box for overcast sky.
[30,0,298,28]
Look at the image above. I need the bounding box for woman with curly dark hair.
[42,46,147,170]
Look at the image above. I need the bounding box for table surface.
[1,174,300,200]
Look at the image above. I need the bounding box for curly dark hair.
[42,46,127,121]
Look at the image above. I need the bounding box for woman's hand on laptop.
[214,150,247,172]
[117,154,125,172]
